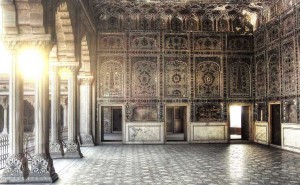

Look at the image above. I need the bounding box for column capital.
[78,74,94,85]
[0,96,8,109]
[0,34,52,52]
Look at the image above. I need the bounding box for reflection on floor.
[103,133,122,141]
[230,134,242,139]
[50,144,300,185]
[166,133,184,141]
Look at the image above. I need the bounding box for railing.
[0,127,69,169]
[0,134,8,169]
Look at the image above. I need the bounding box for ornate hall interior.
[0,0,300,184]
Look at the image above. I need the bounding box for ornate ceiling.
[90,0,275,25]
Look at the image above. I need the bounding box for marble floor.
[50,144,300,185]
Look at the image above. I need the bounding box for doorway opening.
[101,106,122,142]
[270,104,281,146]
[229,105,250,140]
[166,106,187,141]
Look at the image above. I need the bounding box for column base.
[50,142,64,158]
[81,134,94,147]
[0,154,29,183]
[64,141,83,158]
[26,154,58,183]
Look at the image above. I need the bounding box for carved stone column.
[78,75,94,146]
[61,97,68,128]
[0,96,8,134]
[2,46,29,183]
[65,66,83,158]
[49,65,64,158]
[27,46,58,183]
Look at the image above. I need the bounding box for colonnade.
[0,39,94,183]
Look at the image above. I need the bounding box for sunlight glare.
[0,43,11,74]
[230,105,241,128]
[18,48,45,80]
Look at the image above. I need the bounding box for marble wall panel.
[125,122,164,144]
[254,121,269,145]
[282,123,300,153]
[190,122,227,143]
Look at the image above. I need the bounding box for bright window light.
[230,105,241,128]
[0,43,11,74]
[18,48,45,80]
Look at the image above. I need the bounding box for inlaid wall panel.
[195,57,221,98]
[228,58,251,98]
[129,32,160,51]
[164,56,189,98]
[255,54,266,98]
[130,56,158,98]
[99,55,125,97]
[98,33,125,51]
[267,49,281,96]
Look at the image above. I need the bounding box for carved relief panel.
[99,56,124,97]
[268,49,281,96]
[164,56,188,98]
[282,12,295,35]
[227,36,252,51]
[266,20,280,43]
[254,29,265,50]
[127,103,158,122]
[193,35,222,51]
[283,99,297,123]
[228,58,251,97]
[195,57,221,98]
[282,42,296,95]
[129,33,159,51]
[255,54,266,97]
[131,57,158,98]
[164,34,189,51]
[196,103,222,121]
[98,33,125,51]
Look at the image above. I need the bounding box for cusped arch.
[55,1,75,62]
